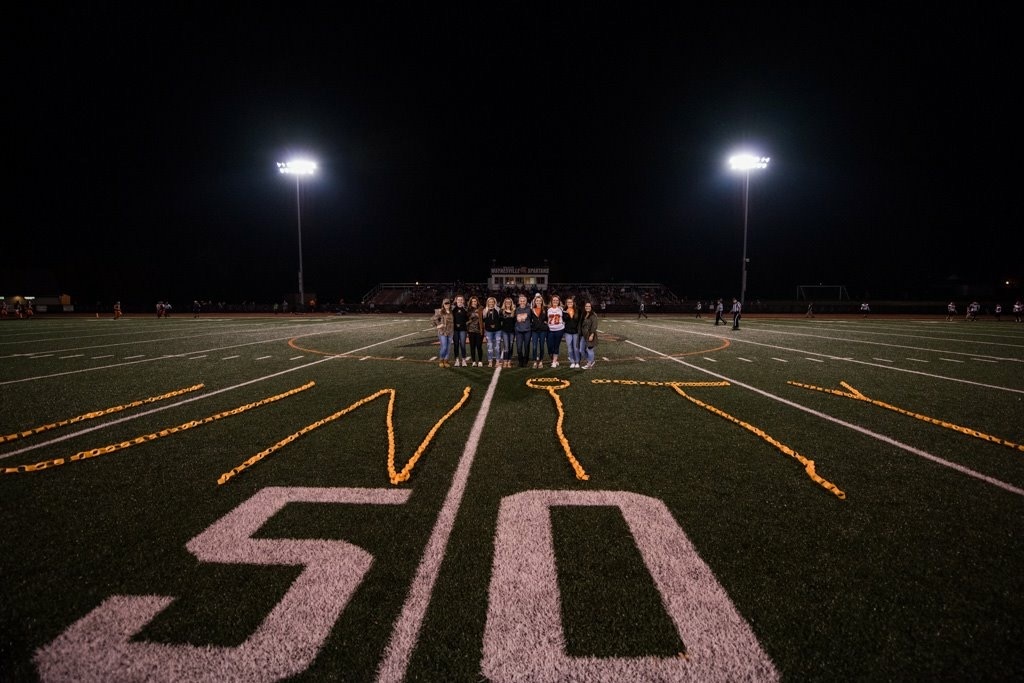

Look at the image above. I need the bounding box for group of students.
[433,293,599,369]
[0,300,33,319]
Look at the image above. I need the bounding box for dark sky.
[8,4,1021,305]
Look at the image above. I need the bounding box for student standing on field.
[514,294,532,368]
[483,296,501,367]
[562,296,582,369]
[546,294,566,368]
[529,293,548,369]
[467,295,485,366]
[500,297,516,368]
[579,300,599,369]
[432,298,454,368]
[451,295,470,366]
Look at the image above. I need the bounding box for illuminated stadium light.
[277,159,318,175]
[278,158,317,310]
[728,154,770,171]
[728,152,770,307]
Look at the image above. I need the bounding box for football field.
[2,313,1022,681]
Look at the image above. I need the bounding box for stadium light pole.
[728,153,769,306]
[277,159,317,311]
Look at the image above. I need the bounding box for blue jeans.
[438,334,451,361]
[563,332,580,365]
[583,344,595,365]
[486,330,501,361]
[501,331,515,360]
[531,331,546,361]
[546,330,564,359]
[453,330,467,361]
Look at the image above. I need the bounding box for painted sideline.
[626,339,1024,498]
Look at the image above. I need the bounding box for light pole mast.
[277,159,317,311]
[728,154,769,306]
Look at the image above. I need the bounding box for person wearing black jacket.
[451,295,470,367]
[467,296,485,366]
[500,297,517,368]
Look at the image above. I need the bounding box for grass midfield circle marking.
[0,383,205,444]
[789,380,1024,453]
[217,386,472,486]
[2,382,315,475]
[526,377,589,481]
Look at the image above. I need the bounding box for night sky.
[9,4,1021,307]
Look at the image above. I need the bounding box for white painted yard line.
[704,357,717,362]
[289,355,305,360]
[188,355,208,360]
[706,321,1024,355]
[395,356,404,361]
[772,358,788,363]
[31,354,53,359]
[971,357,997,363]
[59,354,85,359]
[221,355,240,360]
[907,358,928,363]
[636,356,646,362]
[429,356,437,361]
[602,356,610,361]
[124,355,145,359]
[0,319,415,386]
[627,339,1024,498]
[873,358,894,363]
[359,356,371,361]
[0,319,363,355]
[805,357,824,363]
[738,357,754,363]
[940,358,963,363]
[0,328,429,460]
[92,355,113,359]
[640,322,1024,393]
[255,355,273,360]
[377,366,503,682]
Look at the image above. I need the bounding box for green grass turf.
[1,313,1022,680]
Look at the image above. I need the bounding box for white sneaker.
[551,361,558,368]
[571,363,578,369]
